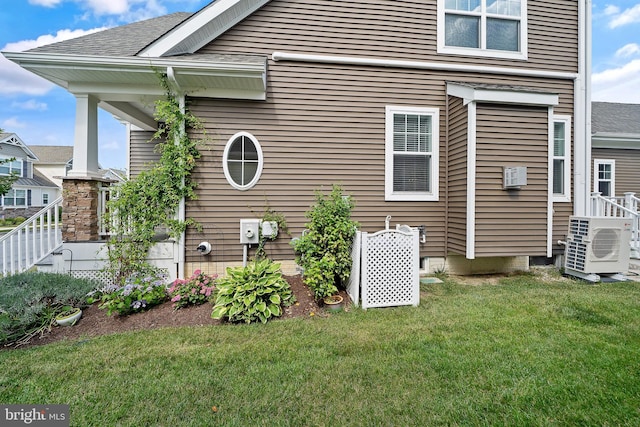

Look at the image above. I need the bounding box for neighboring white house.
[29,145,73,189]
[0,133,60,217]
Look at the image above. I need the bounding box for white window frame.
[42,193,49,205]
[222,131,264,191]
[0,156,23,177]
[552,115,571,203]
[385,106,439,201]
[594,159,615,197]
[437,0,528,60]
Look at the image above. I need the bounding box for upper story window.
[438,0,528,60]
[0,157,22,177]
[552,115,571,202]
[223,132,263,191]
[385,106,439,201]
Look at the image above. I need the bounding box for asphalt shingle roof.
[29,146,73,164]
[592,102,640,135]
[28,12,193,57]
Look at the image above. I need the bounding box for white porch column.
[68,93,101,178]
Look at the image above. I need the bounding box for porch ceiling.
[3,52,268,130]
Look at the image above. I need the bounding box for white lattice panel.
[361,229,419,309]
[346,232,362,307]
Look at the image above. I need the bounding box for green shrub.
[97,272,169,316]
[0,272,99,345]
[291,184,358,300]
[13,216,25,225]
[211,259,296,324]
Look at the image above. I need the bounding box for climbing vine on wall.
[104,73,205,284]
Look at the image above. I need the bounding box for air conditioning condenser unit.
[564,216,632,282]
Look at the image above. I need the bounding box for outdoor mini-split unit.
[563,216,632,282]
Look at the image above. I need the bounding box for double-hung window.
[385,106,439,201]
[438,0,527,59]
[594,159,615,197]
[552,115,571,202]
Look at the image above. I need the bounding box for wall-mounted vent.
[503,166,527,189]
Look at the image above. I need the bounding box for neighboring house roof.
[592,102,640,149]
[29,145,73,164]
[14,174,58,189]
[0,133,39,160]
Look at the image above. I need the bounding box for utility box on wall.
[240,219,260,244]
[503,166,527,189]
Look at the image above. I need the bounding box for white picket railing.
[0,197,63,275]
[590,192,640,256]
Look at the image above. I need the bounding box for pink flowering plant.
[168,269,217,310]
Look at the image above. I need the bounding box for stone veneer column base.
[61,177,112,242]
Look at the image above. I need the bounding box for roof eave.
[139,0,272,57]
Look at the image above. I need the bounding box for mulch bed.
[10,275,348,349]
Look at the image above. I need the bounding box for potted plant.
[55,306,82,326]
[292,184,358,305]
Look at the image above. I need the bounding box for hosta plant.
[97,272,168,316]
[211,259,296,324]
[168,269,217,310]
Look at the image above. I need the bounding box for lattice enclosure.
[360,229,419,309]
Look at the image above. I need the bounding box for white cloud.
[592,59,640,102]
[102,139,121,150]
[0,27,107,96]
[1,117,28,129]
[604,4,620,15]
[11,100,48,111]
[608,4,640,28]
[28,0,62,6]
[615,43,640,58]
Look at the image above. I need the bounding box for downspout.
[167,66,186,279]
[575,0,592,216]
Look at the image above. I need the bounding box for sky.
[0,1,639,170]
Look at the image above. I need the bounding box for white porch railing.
[0,197,63,275]
[590,192,640,256]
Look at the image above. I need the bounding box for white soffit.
[447,82,559,107]
[140,0,272,57]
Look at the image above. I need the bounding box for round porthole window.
[222,132,263,190]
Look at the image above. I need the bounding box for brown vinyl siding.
[446,96,468,255]
[474,104,549,257]
[183,61,573,264]
[125,0,581,265]
[129,130,160,177]
[592,148,640,195]
[201,0,578,74]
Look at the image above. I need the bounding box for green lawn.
[1,272,639,426]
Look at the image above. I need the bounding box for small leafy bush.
[292,184,358,300]
[168,269,217,310]
[0,272,99,345]
[97,272,168,316]
[211,259,296,324]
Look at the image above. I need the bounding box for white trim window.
[385,106,439,201]
[552,115,571,202]
[223,132,263,191]
[594,159,615,197]
[2,189,26,207]
[0,157,22,177]
[438,0,528,60]
[42,193,49,205]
